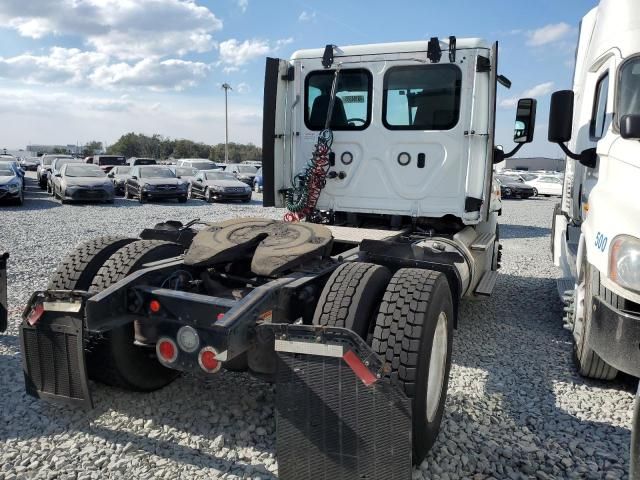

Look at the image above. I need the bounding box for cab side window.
[590,73,609,140]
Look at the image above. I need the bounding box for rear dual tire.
[372,268,453,464]
[313,263,454,465]
[47,236,182,392]
[88,240,184,391]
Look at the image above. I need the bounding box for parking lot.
[0,173,635,480]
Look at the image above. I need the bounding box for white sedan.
[526,175,563,196]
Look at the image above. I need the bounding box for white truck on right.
[548,3,640,472]
[549,0,640,384]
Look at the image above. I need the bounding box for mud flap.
[265,324,412,480]
[20,291,92,408]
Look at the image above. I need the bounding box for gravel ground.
[0,173,635,479]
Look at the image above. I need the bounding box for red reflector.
[158,340,176,362]
[200,350,220,370]
[216,313,225,320]
[149,299,161,313]
[342,350,378,386]
[27,303,44,326]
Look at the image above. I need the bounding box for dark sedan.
[107,166,133,195]
[495,175,535,199]
[189,170,252,202]
[124,165,188,203]
[53,164,114,204]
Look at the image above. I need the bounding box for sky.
[0,0,599,157]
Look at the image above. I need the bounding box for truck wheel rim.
[426,312,448,422]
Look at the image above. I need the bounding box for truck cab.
[549,0,640,380]
[263,38,536,296]
[263,39,527,225]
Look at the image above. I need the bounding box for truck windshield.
[619,58,640,120]
[305,69,371,131]
[383,65,462,130]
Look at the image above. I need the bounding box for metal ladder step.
[557,278,575,301]
[475,271,499,296]
[471,233,496,251]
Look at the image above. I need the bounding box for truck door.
[262,57,294,208]
[573,54,617,222]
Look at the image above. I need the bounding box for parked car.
[0,164,24,205]
[53,163,114,204]
[495,175,535,199]
[175,159,217,171]
[107,166,133,196]
[0,156,25,183]
[37,154,72,189]
[225,164,258,186]
[127,157,157,166]
[48,157,85,194]
[86,155,126,173]
[525,175,564,196]
[124,165,188,203]
[20,157,40,171]
[254,167,263,192]
[169,166,199,183]
[188,170,252,203]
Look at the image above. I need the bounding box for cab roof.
[291,38,489,60]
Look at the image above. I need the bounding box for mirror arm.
[503,143,524,160]
[556,142,581,161]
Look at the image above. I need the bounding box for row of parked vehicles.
[18,154,263,205]
[495,170,564,199]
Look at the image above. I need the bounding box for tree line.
[103,133,262,163]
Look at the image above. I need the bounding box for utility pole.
[221,83,232,164]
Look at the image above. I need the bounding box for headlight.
[610,235,640,292]
[213,185,225,192]
[7,181,20,191]
[244,185,251,191]
[142,183,153,190]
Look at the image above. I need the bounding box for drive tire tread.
[312,262,391,338]
[48,236,137,291]
[372,268,454,463]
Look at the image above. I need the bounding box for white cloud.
[522,81,555,98]
[499,81,554,108]
[218,38,293,72]
[0,0,223,59]
[0,48,108,85]
[527,23,572,47]
[236,82,250,94]
[90,59,210,91]
[236,0,249,13]
[298,10,316,22]
[0,48,210,91]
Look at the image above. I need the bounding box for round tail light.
[198,347,221,373]
[156,338,178,363]
[149,299,161,313]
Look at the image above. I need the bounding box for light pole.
[221,83,232,164]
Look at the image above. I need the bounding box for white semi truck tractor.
[9,38,535,480]
[547,1,640,476]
